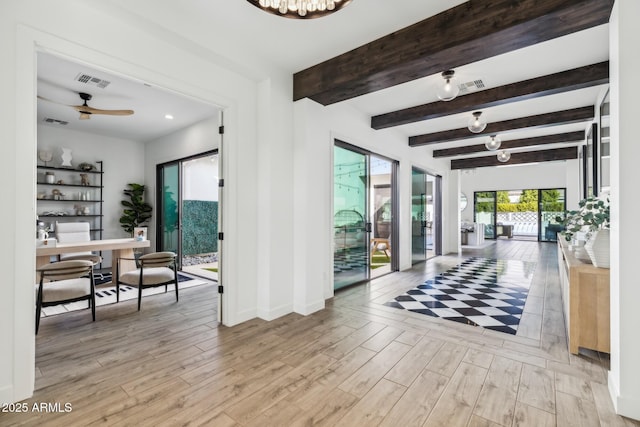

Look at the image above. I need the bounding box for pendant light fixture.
[246,0,352,19]
[497,150,511,163]
[468,111,487,133]
[485,135,501,151]
[436,70,460,102]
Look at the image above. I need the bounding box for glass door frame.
[333,140,399,289]
[411,167,442,263]
[473,188,566,242]
[474,191,497,240]
[333,141,370,289]
[434,175,443,256]
[156,149,219,270]
[538,187,566,242]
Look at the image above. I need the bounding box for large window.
[473,188,566,242]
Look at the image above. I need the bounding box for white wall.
[292,98,454,308]
[183,156,219,202]
[1,0,279,404]
[608,0,640,419]
[37,126,146,265]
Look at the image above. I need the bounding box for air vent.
[458,79,485,95]
[74,73,111,89]
[43,118,69,126]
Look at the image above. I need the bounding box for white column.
[608,0,640,420]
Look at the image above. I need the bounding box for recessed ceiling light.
[165,114,174,120]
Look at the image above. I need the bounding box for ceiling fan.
[39,92,134,120]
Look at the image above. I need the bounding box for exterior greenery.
[182,200,218,255]
[475,189,564,213]
[119,183,152,235]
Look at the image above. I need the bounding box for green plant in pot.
[556,196,610,242]
[120,183,152,236]
[557,196,610,267]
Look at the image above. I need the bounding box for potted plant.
[119,183,152,236]
[557,196,610,267]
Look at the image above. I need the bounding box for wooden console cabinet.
[557,238,610,354]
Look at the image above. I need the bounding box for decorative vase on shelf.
[573,240,591,262]
[60,147,73,167]
[584,228,610,268]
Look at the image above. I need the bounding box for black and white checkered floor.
[385,257,536,335]
[333,249,368,274]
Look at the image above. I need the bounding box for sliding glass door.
[412,168,441,263]
[370,155,397,279]
[334,144,369,289]
[475,191,497,240]
[539,189,566,242]
[157,151,219,273]
[473,188,566,242]
[411,168,427,264]
[333,141,398,289]
[158,163,180,256]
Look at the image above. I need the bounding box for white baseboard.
[258,303,293,321]
[0,384,14,405]
[294,299,325,316]
[609,371,640,421]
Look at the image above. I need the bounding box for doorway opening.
[333,141,399,290]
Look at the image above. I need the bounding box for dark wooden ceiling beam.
[409,106,593,147]
[433,131,585,158]
[372,62,608,130]
[293,0,614,105]
[451,146,578,169]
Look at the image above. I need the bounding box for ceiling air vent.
[458,79,485,95]
[74,73,111,89]
[43,118,69,126]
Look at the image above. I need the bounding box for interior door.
[333,143,369,289]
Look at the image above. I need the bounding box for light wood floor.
[4,240,639,426]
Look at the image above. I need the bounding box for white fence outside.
[496,211,562,236]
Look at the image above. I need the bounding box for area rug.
[385,257,536,335]
[41,273,209,317]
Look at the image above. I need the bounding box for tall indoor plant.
[119,183,153,236]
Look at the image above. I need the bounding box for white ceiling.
[37,53,220,142]
[37,0,610,154]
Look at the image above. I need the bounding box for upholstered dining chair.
[55,222,102,265]
[115,251,178,311]
[35,260,95,334]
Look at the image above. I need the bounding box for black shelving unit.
[36,161,104,242]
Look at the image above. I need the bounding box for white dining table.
[36,238,150,278]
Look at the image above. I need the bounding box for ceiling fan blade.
[37,95,73,106]
[92,109,134,116]
[72,105,134,116]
